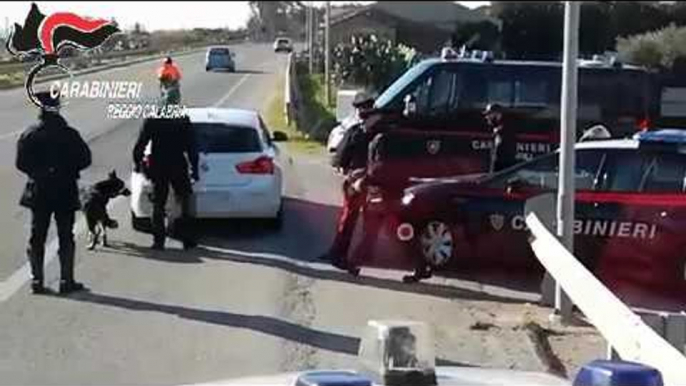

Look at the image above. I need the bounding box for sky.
[1,1,490,32]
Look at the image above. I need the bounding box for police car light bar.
[573,360,663,386]
[635,129,686,144]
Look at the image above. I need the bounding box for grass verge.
[262,74,327,156]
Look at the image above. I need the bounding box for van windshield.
[374,60,433,109]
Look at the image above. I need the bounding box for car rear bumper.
[130,172,281,220]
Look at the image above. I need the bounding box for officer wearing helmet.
[483,103,517,173]
[157,56,182,105]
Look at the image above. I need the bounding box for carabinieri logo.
[5,3,119,110]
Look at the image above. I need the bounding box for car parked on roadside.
[391,129,686,305]
[273,37,293,53]
[205,46,236,72]
[130,108,289,230]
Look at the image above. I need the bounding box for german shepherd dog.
[81,170,131,250]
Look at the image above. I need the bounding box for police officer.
[484,103,517,173]
[132,98,198,250]
[16,92,92,295]
[319,93,376,275]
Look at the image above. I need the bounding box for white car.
[273,37,293,53]
[130,108,288,231]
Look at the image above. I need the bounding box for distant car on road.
[130,108,289,230]
[391,129,686,305]
[205,47,236,72]
[273,37,293,53]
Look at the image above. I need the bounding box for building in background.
[329,1,499,53]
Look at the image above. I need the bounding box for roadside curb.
[0,47,207,91]
[523,321,568,379]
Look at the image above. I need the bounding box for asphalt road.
[0,43,561,385]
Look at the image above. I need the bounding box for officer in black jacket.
[132,103,198,250]
[484,103,518,173]
[319,93,376,275]
[16,92,92,295]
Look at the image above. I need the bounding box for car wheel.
[206,66,211,72]
[267,205,284,231]
[416,220,455,267]
[131,211,152,233]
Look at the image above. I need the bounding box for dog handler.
[16,92,92,295]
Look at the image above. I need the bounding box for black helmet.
[164,56,173,65]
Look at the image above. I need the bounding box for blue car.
[205,47,235,72]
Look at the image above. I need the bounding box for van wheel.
[131,211,152,233]
[415,220,455,267]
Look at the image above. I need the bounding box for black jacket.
[490,124,518,173]
[16,112,91,210]
[333,122,370,173]
[132,115,198,179]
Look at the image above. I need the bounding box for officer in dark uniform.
[132,101,198,250]
[319,93,376,275]
[16,92,92,295]
[484,103,518,173]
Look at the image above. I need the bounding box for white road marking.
[212,74,251,107]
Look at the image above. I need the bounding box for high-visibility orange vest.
[157,63,182,82]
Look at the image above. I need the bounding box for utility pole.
[307,3,313,74]
[325,1,331,106]
[553,0,579,324]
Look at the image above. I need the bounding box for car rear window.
[194,123,261,153]
[277,39,290,44]
[209,48,230,56]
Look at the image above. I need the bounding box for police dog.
[81,170,131,250]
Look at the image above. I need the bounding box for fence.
[525,207,686,385]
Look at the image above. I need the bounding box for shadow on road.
[65,291,475,367]
[106,198,536,304]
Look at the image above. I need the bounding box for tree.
[451,20,500,52]
[493,2,563,60]
[248,1,304,40]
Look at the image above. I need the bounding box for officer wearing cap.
[319,92,376,275]
[16,92,92,295]
[483,103,517,173]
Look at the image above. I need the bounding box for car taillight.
[236,156,274,174]
[143,155,151,169]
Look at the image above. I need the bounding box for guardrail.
[525,211,686,385]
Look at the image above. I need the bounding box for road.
[0,43,600,384]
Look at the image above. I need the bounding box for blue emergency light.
[573,360,663,386]
[295,371,372,386]
[635,129,686,144]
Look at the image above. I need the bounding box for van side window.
[406,69,456,117]
[640,153,686,193]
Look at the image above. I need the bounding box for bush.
[617,24,686,70]
[332,34,418,92]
